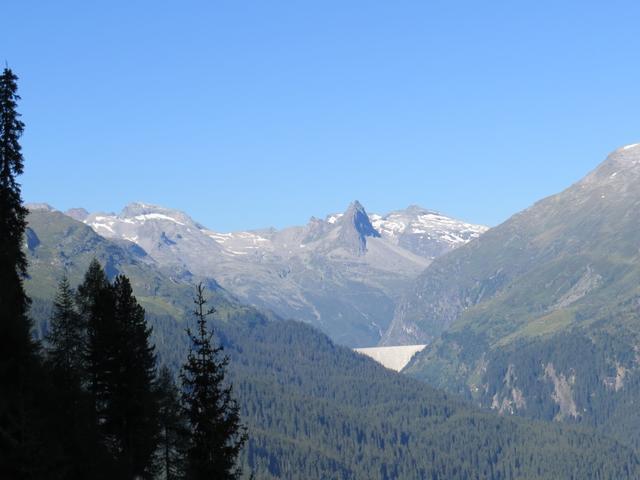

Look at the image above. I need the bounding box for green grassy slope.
[398,145,640,447]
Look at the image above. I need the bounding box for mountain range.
[58,200,486,347]
[21,207,640,479]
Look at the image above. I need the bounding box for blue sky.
[3,1,640,231]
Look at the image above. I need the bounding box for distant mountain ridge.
[55,200,487,347]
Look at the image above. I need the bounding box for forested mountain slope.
[396,144,640,447]
[225,319,640,479]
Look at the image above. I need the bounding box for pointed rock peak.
[341,200,381,239]
[349,199,365,211]
[337,201,380,255]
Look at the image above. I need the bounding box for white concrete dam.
[354,344,427,372]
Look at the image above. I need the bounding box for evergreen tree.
[47,276,85,382]
[0,67,44,478]
[76,259,114,424]
[181,284,246,480]
[156,365,187,480]
[46,276,107,479]
[76,264,162,477]
[78,265,160,478]
[108,274,160,479]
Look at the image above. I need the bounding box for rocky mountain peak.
[342,201,381,238]
[581,143,640,188]
[403,204,434,215]
[26,202,55,212]
[606,143,640,174]
[65,207,90,222]
[121,202,167,217]
[337,201,380,255]
[119,202,194,226]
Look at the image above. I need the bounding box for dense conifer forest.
[216,318,640,479]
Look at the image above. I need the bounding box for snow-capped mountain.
[371,206,487,258]
[75,201,486,347]
[322,205,487,259]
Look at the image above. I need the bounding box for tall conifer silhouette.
[0,67,43,477]
[47,276,85,382]
[109,274,159,478]
[181,284,246,480]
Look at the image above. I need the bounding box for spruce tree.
[77,259,114,423]
[0,67,30,336]
[156,365,188,480]
[181,284,246,480]
[108,274,159,479]
[46,276,105,479]
[47,276,85,383]
[75,260,122,477]
[0,67,43,478]
[78,264,161,478]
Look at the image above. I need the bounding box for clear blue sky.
[3,1,640,231]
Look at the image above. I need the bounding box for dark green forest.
[478,327,640,449]
[222,318,640,479]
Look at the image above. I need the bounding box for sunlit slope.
[399,144,640,447]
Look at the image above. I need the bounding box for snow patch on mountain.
[368,207,487,259]
[133,213,186,225]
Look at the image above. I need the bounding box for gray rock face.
[64,207,90,222]
[336,201,381,255]
[26,202,55,212]
[80,200,486,347]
